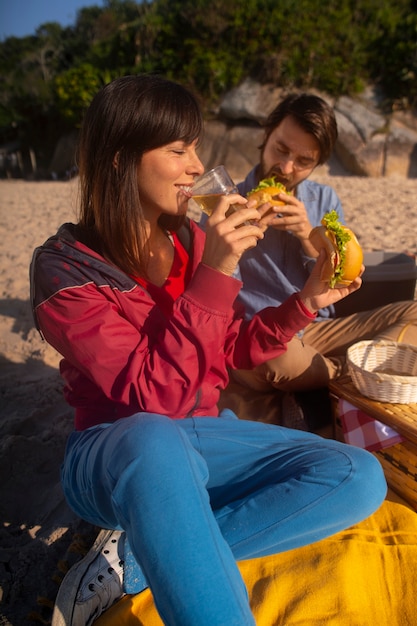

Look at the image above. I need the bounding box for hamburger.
[309,210,363,287]
[246,177,292,210]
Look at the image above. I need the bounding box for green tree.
[54,63,110,126]
[370,10,417,108]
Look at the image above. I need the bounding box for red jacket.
[31,219,315,430]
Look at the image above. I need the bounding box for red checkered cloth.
[338,399,404,452]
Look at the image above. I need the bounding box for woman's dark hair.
[77,74,203,277]
[262,93,338,165]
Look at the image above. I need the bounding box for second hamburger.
[309,210,363,287]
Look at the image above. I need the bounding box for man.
[220,93,417,428]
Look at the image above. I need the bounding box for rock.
[357,134,386,177]
[198,119,263,181]
[334,108,386,177]
[385,121,417,177]
[391,108,417,133]
[334,111,367,175]
[335,96,387,143]
[218,78,283,122]
[334,96,388,176]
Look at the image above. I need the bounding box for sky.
[0,0,106,41]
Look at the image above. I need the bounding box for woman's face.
[137,139,204,220]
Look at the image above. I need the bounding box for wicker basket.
[347,340,417,404]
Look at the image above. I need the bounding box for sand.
[1,171,417,625]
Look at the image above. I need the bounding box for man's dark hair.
[262,93,338,165]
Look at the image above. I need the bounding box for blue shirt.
[235,167,344,321]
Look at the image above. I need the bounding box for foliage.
[53,64,111,126]
[369,10,417,109]
[0,0,416,170]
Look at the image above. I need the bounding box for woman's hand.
[298,249,364,313]
[201,193,264,276]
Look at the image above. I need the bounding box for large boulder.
[333,111,367,175]
[218,78,283,122]
[335,95,386,143]
[334,96,387,176]
[334,110,386,177]
[198,119,263,181]
[385,121,417,177]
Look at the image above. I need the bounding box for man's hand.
[255,193,319,257]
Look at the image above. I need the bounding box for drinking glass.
[192,165,240,217]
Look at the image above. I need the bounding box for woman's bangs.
[177,98,203,144]
[158,86,202,145]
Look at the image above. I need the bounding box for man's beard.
[260,157,295,191]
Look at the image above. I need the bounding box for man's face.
[260,115,320,191]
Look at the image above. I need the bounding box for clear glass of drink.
[191,165,240,217]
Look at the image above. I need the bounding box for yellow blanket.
[96,499,417,625]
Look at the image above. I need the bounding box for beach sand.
[1,170,417,624]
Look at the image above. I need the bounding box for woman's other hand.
[298,249,364,314]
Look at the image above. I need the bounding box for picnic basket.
[329,377,417,511]
[347,340,417,404]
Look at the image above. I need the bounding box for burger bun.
[309,224,363,287]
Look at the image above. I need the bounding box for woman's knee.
[107,413,191,474]
[337,443,387,511]
[63,413,178,485]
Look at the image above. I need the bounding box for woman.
[31,75,386,625]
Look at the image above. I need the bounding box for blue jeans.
[61,410,386,626]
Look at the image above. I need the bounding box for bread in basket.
[347,340,417,403]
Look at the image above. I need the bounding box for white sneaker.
[52,529,125,626]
